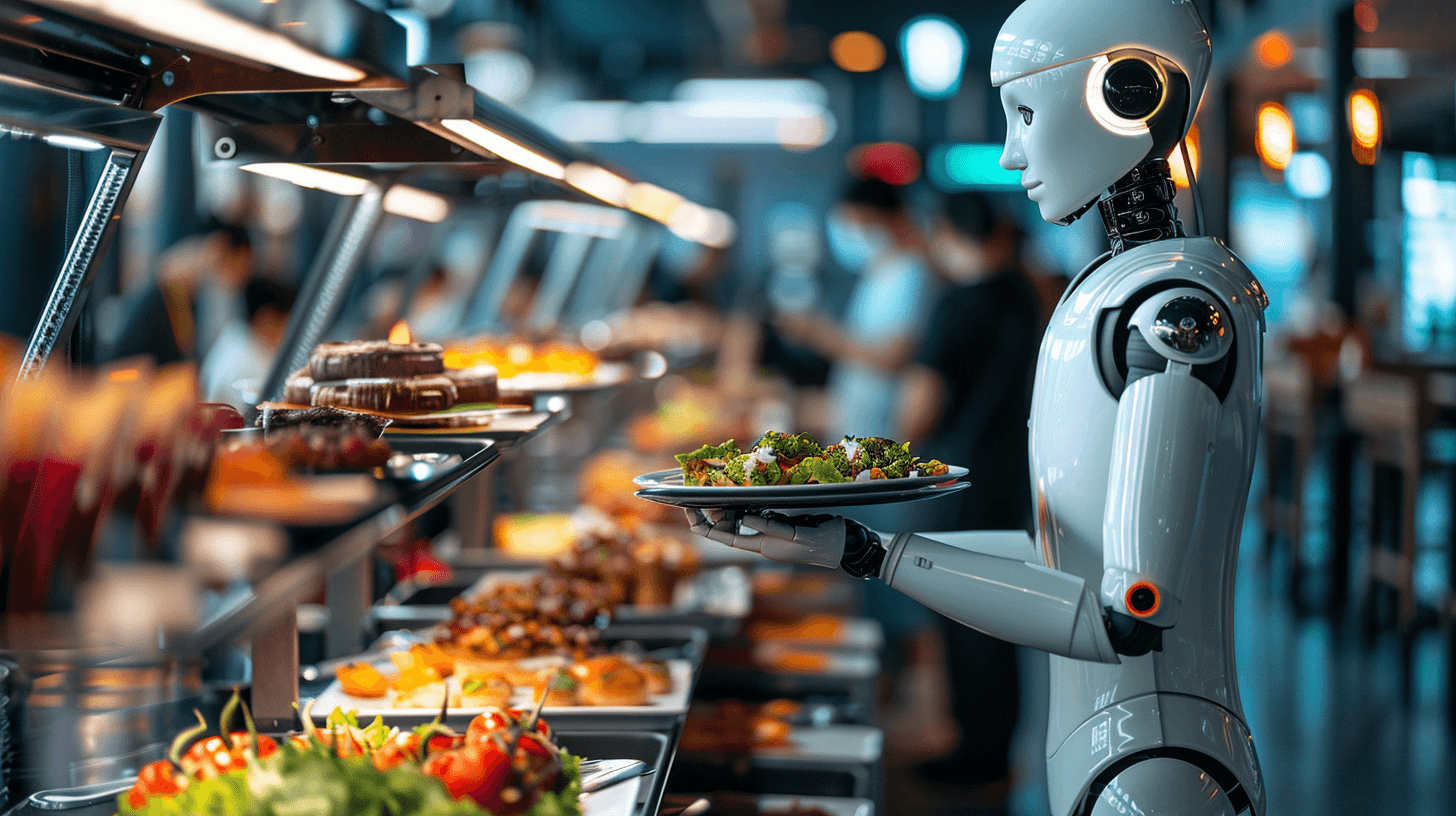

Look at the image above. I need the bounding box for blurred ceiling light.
[1253,31,1293,69]
[830,31,886,73]
[48,0,368,82]
[927,143,1021,190]
[383,184,450,223]
[627,183,683,223]
[668,202,737,248]
[529,201,628,236]
[1354,0,1379,33]
[1256,102,1296,171]
[564,162,631,207]
[1354,48,1409,79]
[674,78,828,106]
[240,163,374,196]
[440,119,564,179]
[464,48,534,104]
[900,15,967,100]
[1349,88,1381,164]
[1402,153,1441,218]
[1169,124,1200,188]
[776,115,829,152]
[1286,152,1332,199]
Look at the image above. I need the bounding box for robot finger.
[741,513,799,540]
[687,508,761,552]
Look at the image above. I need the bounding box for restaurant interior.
[2,0,1456,814]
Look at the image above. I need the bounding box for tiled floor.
[883,460,1456,815]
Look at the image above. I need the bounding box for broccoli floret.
[752,431,823,462]
[821,445,853,478]
[675,439,740,467]
[797,456,850,484]
[723,454,751,485]
[881,458,911,479]
[746,459,783,486]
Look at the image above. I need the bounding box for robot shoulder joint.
[1127,287,1233,366]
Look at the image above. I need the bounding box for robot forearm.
[879,532,1120,663]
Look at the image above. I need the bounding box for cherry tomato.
[511,732,558,787]
[466,708,551,744]
[373,732,422,771]
[126,760,187,809]
[423,743,520,813]
[180,735,245,780]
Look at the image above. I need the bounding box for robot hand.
[685,509,885,575]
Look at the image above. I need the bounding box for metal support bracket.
[19,147,145,381]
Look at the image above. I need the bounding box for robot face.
[998,58,1154,224]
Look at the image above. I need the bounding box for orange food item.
[747,614,845,643]
[763,651,829,673]
[337,662,391,698]
[579,663,648,706]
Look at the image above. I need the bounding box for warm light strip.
[49,0,367,82]
[440,119,565,179]
[240,163,374,196]
[564,162,632,207]
[383,184,451,223]
[627,183,684,223]
[668,202,736,248]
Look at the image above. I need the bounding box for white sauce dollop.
[854,470,872,482]
[749,446,776,466]
[841,438,862,462]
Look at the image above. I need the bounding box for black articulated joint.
[1098,158,1184,255]
[1105,608,1164,656]
[839,518,885,579]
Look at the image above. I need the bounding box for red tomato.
[126,760,186,809]
[229,732,279,759]
[511,732,558,788]
[180,735,246,780]
[373,732,422,771]
[466,708,551,744]
[423,742,523,814]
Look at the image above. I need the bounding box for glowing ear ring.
[1085,53,1168,135]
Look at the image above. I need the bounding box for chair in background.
[1260,356,1319,603]
[1341,368,1423,689]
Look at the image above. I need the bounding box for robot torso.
[1028,236,1268,815]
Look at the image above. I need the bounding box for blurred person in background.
[895,192,1042,797]
[102,220,255,365]
[200,277,298,409]
[775,178,935,440]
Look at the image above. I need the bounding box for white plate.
[633,467,969,510]
[307,658,695,728]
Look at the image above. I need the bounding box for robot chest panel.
[1028,275,1121,573]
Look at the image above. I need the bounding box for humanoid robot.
[686,0,1269,813]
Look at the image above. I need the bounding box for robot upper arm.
[1098,285,1237,400]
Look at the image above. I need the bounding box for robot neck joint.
[1098,158,1184,255]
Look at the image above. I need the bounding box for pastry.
[445,365,499,404]
[311,376,458,414]
[460,673,514,708]
[282,370,314,405]
[532,668,580,706]
[308,340,445,381]
[578,663,648,706]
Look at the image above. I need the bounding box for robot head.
[991,0,1211,224]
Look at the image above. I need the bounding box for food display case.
[0,4,897,816]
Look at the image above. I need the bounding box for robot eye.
[1017,106,1033,126]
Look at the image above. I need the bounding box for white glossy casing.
[1031,237,1266,815]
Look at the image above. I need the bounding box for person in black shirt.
[896,192,1044,795]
